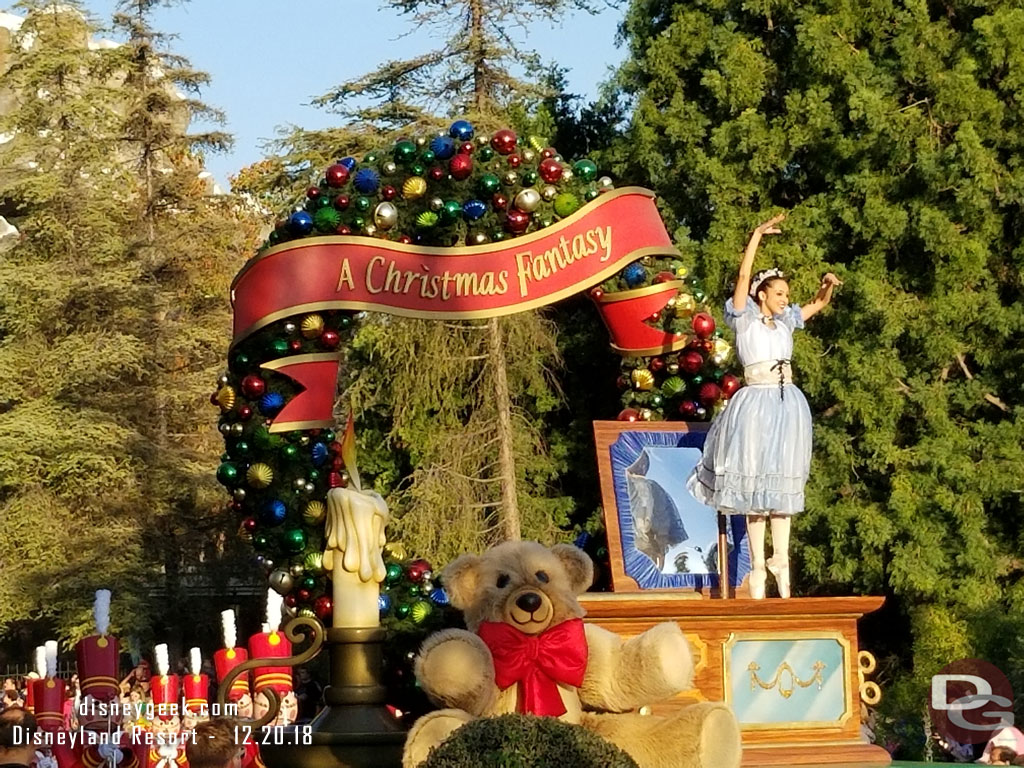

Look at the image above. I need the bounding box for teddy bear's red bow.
[476,618,588,717]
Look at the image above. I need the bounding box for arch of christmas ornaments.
[212,121,741,628]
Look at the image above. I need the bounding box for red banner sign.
[231,187,678,343]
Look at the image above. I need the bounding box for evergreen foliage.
[610,0,1024,751]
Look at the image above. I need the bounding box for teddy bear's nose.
[516,592,543,613]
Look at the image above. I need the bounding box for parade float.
[208,121,889,767]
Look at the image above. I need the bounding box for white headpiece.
[750,268,785,297]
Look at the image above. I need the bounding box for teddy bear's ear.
[551,544,594,595]
[441,554,483,610]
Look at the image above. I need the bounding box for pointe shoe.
[748,564,767,600]
[767,556,790,598]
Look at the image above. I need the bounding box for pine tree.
[0,0,151,639]
[233,0,605,565]
[611,0,1024,751]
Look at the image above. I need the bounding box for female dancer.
[687,214,841,598]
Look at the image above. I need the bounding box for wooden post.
[717,513,730,599]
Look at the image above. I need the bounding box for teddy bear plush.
[402,541,741,768]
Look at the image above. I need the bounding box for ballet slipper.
[748,564,767,600]
[766,556,790,599]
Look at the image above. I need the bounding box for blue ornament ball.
[622,262,647,288]
[261,499,287,526]
[311,442,329,467]
[462,199,487,221]
[289,211,313,235]
[429,136,457,160]
[429,587,449,606]
[338,156,357,171]
[259,391,285,416]
[378,594,392,614]
[449,120,474,141]
[353,168,380,194]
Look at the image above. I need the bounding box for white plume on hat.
[35,646,46,679]
[97,743,123,763]
[265,589,283,632]
[44,641,58,678]
[155,644,169,677]
[93,589,111,635]
[221,609,237,649]
[190,647,202,676]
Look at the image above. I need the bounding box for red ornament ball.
[334,195,350,210]
[538,158,563,183]
[306,186,321,200]
[647,312,660,323]
[429,166,446,181]
[589,287,604,300]
[679,350,704,375]
[407,563,424,582]
[242,517,257,532]
[654,271,676,283]
[328,471,345,488]
[331,456,344,471]
[679,400,699,418]
[721,373,741,398]
[492,193,509,210]
[490,129,517,155]
[289,340,302,351]
[617,408,640,422]
[241,375,266,399]
[450,153,473,180]
[325,164,349,188]
[321,329,340,349]
[698,382,722,406]
[649,357,666,372]
[507,154,522,168]
[505,209,530,234]
[297,589,312,602]
[238,405,253,421]
[314,595,333,621]
[284,594,297,607]
[616,375,630,390]
[460,141,474,154]
[336,225,351,235]
[382,185,397,201]
[541,147,557,159]
[398,234,412,244]
[692,312,716,339]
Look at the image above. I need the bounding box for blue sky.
[53,1,627,188]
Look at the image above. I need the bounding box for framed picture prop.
[593,421,751,595]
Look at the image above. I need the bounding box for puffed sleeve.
[777,304,805,331]
[724,296,758,333]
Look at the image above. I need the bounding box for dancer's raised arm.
[733,214,786,308]
[801,272,842,322]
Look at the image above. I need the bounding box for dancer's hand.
[753,213,786,238]
[820,272,842,289]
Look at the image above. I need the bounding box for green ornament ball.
[553,193,580,217]
[478,174,500,195]
[282,444,300,461]
[416,211,439,228]
[304,551,324,574]
[585,189,599,201]
[661,376,685,397]
[393,140,417,163]
[385,562,403,584]
[216,463,239,485]
[574,159,598,181]
[441,200,462,222]
[713,369,725,382]
[355,196,372,213]
[270,339,289,355]
[410,601,432,624]
[364,152,378,163]
[478,147,494,161]
[235,353,250,367]
[420,149,436,164]
[691,375,705,387]
[411,163,425,177]
[323,430,335,441]
[352,216,365,230]
[301,576,317,591]
[395,603,411,620]
[522,170,539,186]
[650,394,664,408]
[283,528,306,553]
[408,585,421,597]
[253,532,270,551]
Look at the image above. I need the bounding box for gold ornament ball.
[364,224,377,237]
[247,463,274,489]
[666,362,680,375]
[304,551,325,574]
[561,167,574,181]
[514,188,541,212]
[402,177,427,200]
[676,294,697,314]
[301,314,325,339]
[631,368,655,391]
[468,232,490,246]
[475,135,489,147]
[302,500,326,525]
[298,608,316,619]
[410,600,432,624]
[502,171,518,186]
[384,542,408,560]
[541,185,558,201]
[428,197,444,212]
[415,137,428,147]
[713,338,733,360]
[373,202,398,230]
[215,386,236,411]
[675,265,690,279]
[383,161,397,174]
[522,149,536,162]
[238,524,252,543]
[639,408,654,421]
[597,176,614,192]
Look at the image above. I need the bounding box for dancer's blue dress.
[686,296,812,515]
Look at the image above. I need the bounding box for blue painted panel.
[728,638,847,725]
[609,430,751,590]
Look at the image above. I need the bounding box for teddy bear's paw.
[403,709,475,768]
[638,622,694,696]
[415,629,496,713]
[692,703,742,768]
